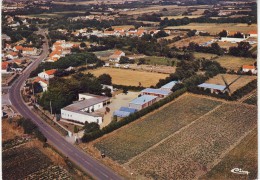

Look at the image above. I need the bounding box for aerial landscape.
[1,0,257,179]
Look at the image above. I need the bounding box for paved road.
[9,30,123,180]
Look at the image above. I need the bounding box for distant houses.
[61,93,111,125]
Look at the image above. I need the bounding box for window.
[96,119,99,124]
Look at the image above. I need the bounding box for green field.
[95,95,222,163]
[193,52,218,60]
[141,56,177,66]
[129,103,257,179]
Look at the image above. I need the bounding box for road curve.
[9,30,123,180]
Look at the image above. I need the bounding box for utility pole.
[50,100,52,115]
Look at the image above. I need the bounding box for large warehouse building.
[61,93,110,125]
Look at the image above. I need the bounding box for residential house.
[38,69,56,81]
[33,77,48,92]
[109,50,125,62]
[248,30,257,37]
[6,52,19,60]
[61,93,111,125]
[22,47,37,55]
[242,65,257,74]
[2,61,10,73]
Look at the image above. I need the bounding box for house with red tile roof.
[2,61,10,73]
[242,65,257,74]
[248,30,257,37]
[109,50,125,62]
[22,47,37,55]
[33,77,49,92]
[38,69,56,81]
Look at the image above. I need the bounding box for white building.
[38,69,56,81]
[160,81,178,91]
[220,37,246,43]
[61,93,110,125]
[33,77,48,92]
[129,95,157,110]
[242,65,257,74]
[109,50,125,62]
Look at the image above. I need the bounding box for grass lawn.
[140,56,177,66]
[85,67,168,87]
[193,52,218,59]
[214,55,256,71]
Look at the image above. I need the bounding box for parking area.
[99,91,140,128]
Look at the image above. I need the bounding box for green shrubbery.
[17,118,47,143]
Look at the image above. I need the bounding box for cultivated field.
[243,91,257,105]
[86,67,168,87]
[169,36,213,48]
[95,95,222,163]
[205,74,256,93]
[3,146,53,179]
[129,103,257,179]
[165,23,257,35]
[214,55,256,71]
[128,64,176,74]
[200,128,257,180]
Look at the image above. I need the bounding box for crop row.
[95,95,222,163]
[2,136,32,151]
[129,103,257,180]
[243,92,257,105]
[25,165,72,180]
[3,146,52,180]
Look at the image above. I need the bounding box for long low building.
[113,107,137,118]
[129,95,157,110]
[198,83,227,94]
[61,93,110,125]
[141,88,171,98]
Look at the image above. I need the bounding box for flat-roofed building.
[129,95,157,110]
[61,94,110,125]
[141,88,171,98]
[198,83,227,94]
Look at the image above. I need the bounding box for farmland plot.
[243,91,257,105]
[95,95,222,163]
[129,103,257,180]
[26,165,72,180]
[3,146,52,180]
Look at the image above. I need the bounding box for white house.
[33,77,48,92]
[22,47,37,55]
[242,65,257,74]
[129,95,157,110]
[61,93,110,125]
[198,83,228,94]
[248,31,257,37]
[38,69,56,81]
[109,50,125,62]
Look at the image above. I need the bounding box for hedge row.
[81,87,187,142]
[112,84,145,91]
[188,79,257,101]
